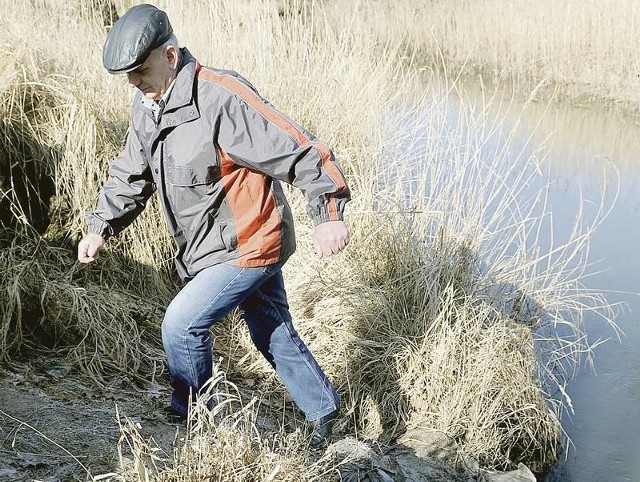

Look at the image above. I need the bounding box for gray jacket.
[86,49,350,280]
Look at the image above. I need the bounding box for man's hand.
[313,221,350,258]
[77,233,105,263]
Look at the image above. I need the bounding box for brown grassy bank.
[361,0,640,115]
[0,0,615,479]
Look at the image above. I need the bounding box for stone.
[479,463,537,482]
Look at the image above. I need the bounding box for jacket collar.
[132,48,199,120]
[152,48,200,134]
[163,48,197,115]
[131,48,201,155]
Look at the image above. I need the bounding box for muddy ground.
[0,356,190,481]
[0,353,318,482]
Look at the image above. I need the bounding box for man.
[77,4,350,447]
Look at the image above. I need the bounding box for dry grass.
[0,0,618,477]
[115,369,338,481]
[360,0,640,112]
[0,234,167,384]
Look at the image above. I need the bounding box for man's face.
[126,46,177,100]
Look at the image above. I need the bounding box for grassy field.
[0,0,617,479]
[367,0,640,114]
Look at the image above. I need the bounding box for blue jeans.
[161,260,339,421]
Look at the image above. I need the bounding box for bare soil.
[0,357,180,482]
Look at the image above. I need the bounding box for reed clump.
[0,0,615,477]
[284,207,564,471]
[0,0,175,380]
[0,234,166,384]
[116,371,336,481]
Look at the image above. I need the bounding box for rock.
[327,430,477,482]
[396,427,460,462]
[327,429,536,482]
[479,463,537,482]
[393,428,476,482]
[327,437,376,460]
[327,438,404,481]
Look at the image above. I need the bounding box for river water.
[528,106,640,481]
[413,81,640,481]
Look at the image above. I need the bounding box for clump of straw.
[115,369,336,481]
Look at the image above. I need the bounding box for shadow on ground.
[0,359,180,481]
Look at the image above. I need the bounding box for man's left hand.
[313,221,350,258]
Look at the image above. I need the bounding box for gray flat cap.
[103,4,173,74]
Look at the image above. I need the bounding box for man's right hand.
[77,233,105,263]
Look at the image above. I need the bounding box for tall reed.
[358,0,640,111]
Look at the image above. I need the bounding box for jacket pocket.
[219,222,238,252]
[164,165,217,238]
[166,165,217,186]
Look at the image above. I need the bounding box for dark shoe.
[164,406,187,424]
[309,409,339,448]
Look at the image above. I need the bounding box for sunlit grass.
[361,0,640,111]
[115,369,338,481]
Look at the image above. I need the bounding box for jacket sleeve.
[215,79,350,225]
[85,126,155,239]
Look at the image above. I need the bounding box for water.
[535,107,640,481]
[413,81,640,481]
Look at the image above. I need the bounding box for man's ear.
[165,45,179,70]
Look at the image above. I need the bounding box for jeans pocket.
[262,261,283,277]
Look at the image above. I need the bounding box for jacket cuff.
[85,215,113,241]
[312,209,345,226]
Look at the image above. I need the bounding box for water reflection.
[400,76,640,481]
[452,77,640,182]
[465,84,640,482]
